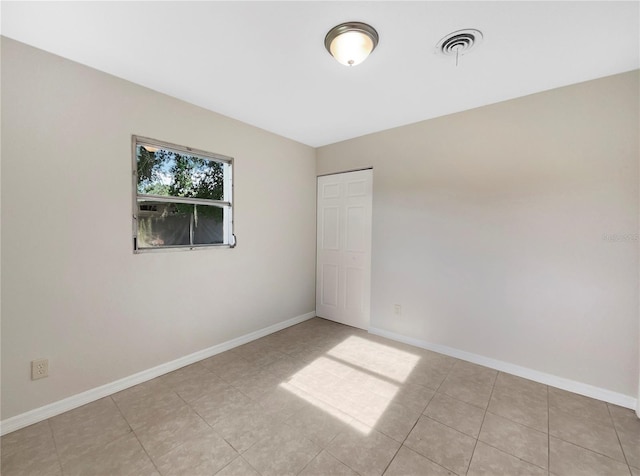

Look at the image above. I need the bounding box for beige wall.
[318,71,640,399]
[2,36,638,420]
[1,38,317,419]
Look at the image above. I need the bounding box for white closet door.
[316,169,372,330]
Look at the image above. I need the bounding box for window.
[132,136,234,252]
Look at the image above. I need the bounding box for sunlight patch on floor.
[279,381,354,426]
[327,336,420,382]
[281,335,421,433]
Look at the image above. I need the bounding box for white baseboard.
[0,311,315,436]
[369,326,638,411]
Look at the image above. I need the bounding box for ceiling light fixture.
[325,22,379,66]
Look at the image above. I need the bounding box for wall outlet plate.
[31,358,49,380]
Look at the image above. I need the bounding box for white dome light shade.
[325,22,379,66]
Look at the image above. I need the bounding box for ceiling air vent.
[435,29,483,65]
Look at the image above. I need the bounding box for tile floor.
[2,317,639,476]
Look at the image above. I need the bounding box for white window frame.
[132,135,235,253]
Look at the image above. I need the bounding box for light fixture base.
[325,21,379,66]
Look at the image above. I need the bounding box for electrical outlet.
[394,304,402,315]
[31,358,49,380]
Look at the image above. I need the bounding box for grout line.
[606,403,632,473]
[214,454,243,475]
[464,370,499,475]
[46,418,65,475]
[551,433,632,466]
[294,446,324,476]
[380,352,458,476]
[478,439,549,472]
[131,429,163,475]
[110,395,163,475]
[109,395,162,474]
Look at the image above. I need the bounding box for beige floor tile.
[404,362,450,390]
[242,424,321,476]
[261,355,307,379]
[62,432,157,476]
[335,387,392,424]
[50,397,132,465]
[357,358,418,385]
[256,384,315,419]
[549,437,630,476]
[285,399,355,447]
[299,450,359,475]
[201,352,256,382]
[631,466,640,476]
[230,367,284,399]
[311,355,359,380]
[231,338,274,354]
[341,375,385,399]
[157,362,213,388]
[390,382,436,413]
[215,456,260,476]
[1,454,62,476]
[346,371,398,399]
[416,350,459,372]
[114,386,188,430]
[254,329,290,346]
[448,361,498,386]
[425,392,485,438]
[1,421,55,459]
[384,446,455,476]
[438,375,494,409]
[493,372,547,402]
[549,387,611,426]
[50,396,121,427]
[276,338,321,357]
[365,357,411,385]
[134,405,213,460]
[232,344,287,368]
[153,431,238,476]
[467,441,547,476]
[549,406,625,462]
[488,385,548,433]
[327,422,401,476]
[111,378,170,405]
[1,422,62,476]
[287,345,331,364]
[212,401,284,453]
[190,385,253,426]
[371,401,423,442]
[608,404,640,469]
[404,416,476,475]
[285,364,341,401]
[479,412,548,468]
[172,371,229,404]
[199,350,243,371]
[621,436,640,470]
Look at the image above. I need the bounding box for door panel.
[345,267,364,311]
[316,169,372,330]
[347,179,367,197]
[321,264,339,307]
[322,207,340,250]
[346,206,366,251]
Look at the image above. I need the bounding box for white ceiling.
[2,1,639,147]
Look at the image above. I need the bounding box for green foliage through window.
[133,137,233,251]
